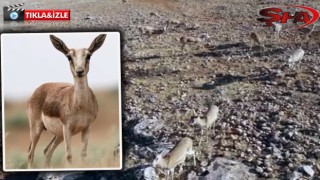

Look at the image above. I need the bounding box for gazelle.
[250,32,263,50]
[180,36,202,51]
[191,104,219,145]
[271,22,282,43]
[138,26,155,35]
[297,23,316,40]
[145,21,170,39]
[27,34,107,168]
[288,47,305,69]
[153,137,196,180]
[179,34,210,52]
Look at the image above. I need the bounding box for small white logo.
[10,12,18,20]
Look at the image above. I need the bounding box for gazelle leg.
[206,128,209,142]
[181,44,185,52]
[199,129,204,146]
[44,136,56,156]
[166,170,170,180]
[63,125,72,166]
[179,163,184,174]
[81,126,91,162]
[193,151,196,166]
[28,122,44,168]
[44,136,63,167]
[171,168,175,180]
[43,136,56,167]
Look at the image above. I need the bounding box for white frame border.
[1,32,123,172]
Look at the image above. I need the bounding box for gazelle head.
[189,109,200,125]
[190,116,202,126]
[152,150,167,168]
[49,34,107,78]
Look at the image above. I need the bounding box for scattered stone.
[314,149,320,159]
[255,166,264,174]
[144,166,159,180]
[83,15,94,20]
[294,154,305,162]
[266,167,273,172]
[300,165,314,177]
[201,158,257,180]
[38,172,86,180]
[187,171,198,180]
[272,147,282,159]
[288,163,294,169]
[148,95,156,103]
[200,160,208,167]
[288,171,302,180]
[262,172,269,177]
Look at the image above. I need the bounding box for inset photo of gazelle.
[1,32,122,171]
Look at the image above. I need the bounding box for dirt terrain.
[1,0,320,179]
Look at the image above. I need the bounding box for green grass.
[6,151,28,169]
[5,113,29,130]
[51,148,64,167]
[6,143,118,169]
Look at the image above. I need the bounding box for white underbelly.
[41,113,94,136]
[42,114,64,136]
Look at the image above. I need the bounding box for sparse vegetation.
[5,113,28,130]
[6,143,119,169]
[4,90,120,169]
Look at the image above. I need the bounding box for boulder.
[201,157,257,180]
[133,118,164,141]
[120,165,159,180]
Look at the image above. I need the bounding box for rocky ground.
[1,0,320,179]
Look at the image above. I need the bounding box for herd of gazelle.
[138,19,209,52]
[152,105,219,179]
[250,23,312,68]
[27,34,107,168]
[150,22,312,179]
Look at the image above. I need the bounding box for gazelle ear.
[88,34,107,54]
[49,35,70,55]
